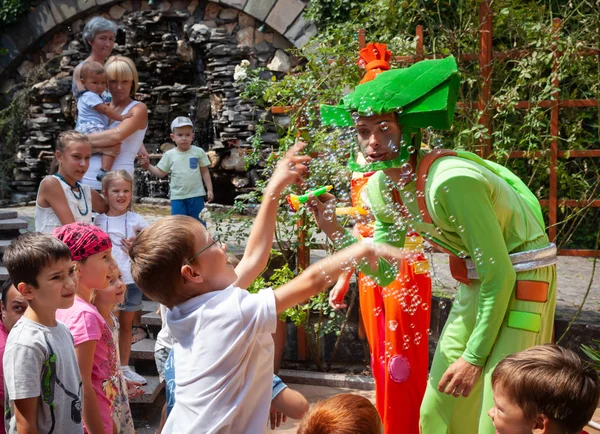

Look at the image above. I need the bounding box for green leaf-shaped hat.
[320,55,460,130]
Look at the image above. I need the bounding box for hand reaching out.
[269,142,311,191]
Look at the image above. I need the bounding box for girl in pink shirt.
[53,223,119,434]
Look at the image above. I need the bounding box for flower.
[241,59,250,67]
[234,64,248,82]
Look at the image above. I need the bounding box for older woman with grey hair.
[71,16,118,97]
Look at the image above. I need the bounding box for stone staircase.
[129,298,165,422]
[0,210,29,285]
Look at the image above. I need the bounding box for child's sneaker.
[122,365,148,385]
[96,169,108,182]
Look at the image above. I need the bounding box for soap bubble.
[489,257,496,264]
[439,301,447,310]
[380,122,390,132]
[373,307,382,316]
[421,302,429,311]
[426,328,432,336]
[457,225,465,233]
[449,215,457,223]
[442,186,450,193]
[407,145,416,154]
[403,334,410,343]
[388,320,398,331]
[403,342,410,350]
[400,163,412,176]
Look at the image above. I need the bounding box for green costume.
[320,55,557,433]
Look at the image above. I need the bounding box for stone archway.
[0,0,316,83]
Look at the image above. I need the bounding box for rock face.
[7,1,295,205]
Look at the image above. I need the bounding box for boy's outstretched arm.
[274,242,405,314]
[234,142,310,289]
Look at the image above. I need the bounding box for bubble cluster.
[388,320,398,331]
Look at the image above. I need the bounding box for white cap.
[170,116,194,132]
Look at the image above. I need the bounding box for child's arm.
[13,398,38,434]
[234,142,311,289]
[93,103,134,122]
[274,242,404,314]
[140,155,168,178]
[37,176,77,225]
[271,387,309,420]
[200,166,214,202]
[91,189,109,214]
[75,341,106,434]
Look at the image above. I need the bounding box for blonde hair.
[105,56,138,97]
[80,61,105,80]
[492,344,600,434]
[297,394,382,434]
[129,215,203,307]
[101,169,133,192]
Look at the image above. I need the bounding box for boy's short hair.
[3,232,72,288]
[492,344,600,434]
[1,278,13,306]
[80,61,105,80]
[297,393,382,434]
[129,215,200,306]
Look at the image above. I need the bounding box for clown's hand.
[306,192,342,237]
[437,357,483,398]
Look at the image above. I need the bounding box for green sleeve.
[332,175,406,287]
[433,171,516,366]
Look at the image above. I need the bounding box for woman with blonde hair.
[82,55,149,191]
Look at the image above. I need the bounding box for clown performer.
[332,169,432,434]
[307,44,557,434]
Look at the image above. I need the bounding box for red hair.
[297,394,382,434]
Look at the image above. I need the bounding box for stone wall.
[9,0,308,204]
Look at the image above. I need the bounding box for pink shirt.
[0,321,8,434]
[56,296,119,434]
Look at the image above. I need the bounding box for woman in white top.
[82,56,149,190]
[35,131,108,233]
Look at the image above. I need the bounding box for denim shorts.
[119,283,144,312]
[154,345,170,382]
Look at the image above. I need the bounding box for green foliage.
[581,340,600,373]
[0,0,33,26]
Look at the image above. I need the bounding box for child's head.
[1,279,27,332]
[170,117,195,150]
[91,268,125,308]
[129,215,233,308]
[102,170,133,213]
[490,344,600,434]
[52,223,115,297]
[297,393,383,434]
[51,130,92,178]
[3,232,76,312]
[80,61,107,95]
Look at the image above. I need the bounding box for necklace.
[53,174,89,216]
[105,212,128,246]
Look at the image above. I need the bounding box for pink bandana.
[52,222,112,261]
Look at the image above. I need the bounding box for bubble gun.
[286,185,333,212]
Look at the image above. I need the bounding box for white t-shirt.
[94,211,148,284]
[164,285,277,434]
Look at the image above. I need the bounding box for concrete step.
[129,375,164,404]
[0,211,17,221]
[142,300,158,314]
[141,311,161,327]
[0,218,28,231]
[131,338,156,361]
[0,239,11,253]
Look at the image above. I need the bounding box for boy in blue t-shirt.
[142,116,214,225]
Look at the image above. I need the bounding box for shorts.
[76,121,106,135]
[154,344,170,382]
[119,283,144,312]
[272,374,287,400]
[171,196,206,226]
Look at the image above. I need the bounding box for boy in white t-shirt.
[129,143,406,433]
[142,116,213,225]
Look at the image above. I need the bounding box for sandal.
[131,325,149,344]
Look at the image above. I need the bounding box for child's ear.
[532,414,550,434]
[17,282,35,301]
[181,264,204,284]
[170,133,175,141]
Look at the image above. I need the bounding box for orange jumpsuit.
[350,176,432,434]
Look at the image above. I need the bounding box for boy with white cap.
[142,116,213,224]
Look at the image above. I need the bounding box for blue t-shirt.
[76,91,109,130]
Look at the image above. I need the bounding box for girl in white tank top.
[35,131,108,233]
